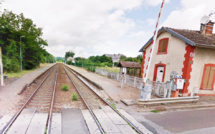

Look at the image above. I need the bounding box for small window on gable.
[157,38,169,54]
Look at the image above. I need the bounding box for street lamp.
[20,35,25,72]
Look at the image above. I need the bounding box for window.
[201,64,215,90]
[157,38,169,54]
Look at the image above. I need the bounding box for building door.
[201,64,215,89]
[156,66,164,82]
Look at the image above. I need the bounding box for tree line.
[0,10,54,72]
[65,50,143,73]
[119,54,143,65]
[66,54,113,67]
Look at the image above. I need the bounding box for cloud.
[2,0,146,57]
[146,18,157,26]
[144,0,170,7]
[162,0,215,32]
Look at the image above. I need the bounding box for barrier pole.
[143,0,166,83]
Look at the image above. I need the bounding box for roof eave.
[139,27,166,52]
[139,36,153,52]
[139,27,197,52]
[164,28,196,46]
[196,44,215,48]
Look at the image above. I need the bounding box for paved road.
[130,108,215,134]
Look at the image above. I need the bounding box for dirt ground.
[0,78,19,88]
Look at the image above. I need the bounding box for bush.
[66,60,72,65]
[72,92,79,101]
[61,84,68,91]
[3,57,20,73]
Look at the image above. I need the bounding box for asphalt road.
[131,108,215,134]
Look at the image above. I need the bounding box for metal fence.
[95,69,143,89]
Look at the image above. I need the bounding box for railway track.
[0,63,151,134]
[63,64,146,134]
[0,64,59,134]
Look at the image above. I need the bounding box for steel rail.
[64,64,144,134]
[47,65,59,134]
[0,65,56,134]
[62,65,105,134]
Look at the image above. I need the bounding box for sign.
[122,67,126,74]
[177,79,184,89]
[176,75,182,78]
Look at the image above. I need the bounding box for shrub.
[61,84,68,91]
[66,60,72,65]
[151,110,159,113]
[3,57,20,73]
[72,92,79,101]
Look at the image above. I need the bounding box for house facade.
[139,21,215,96]
[105,54,121,63]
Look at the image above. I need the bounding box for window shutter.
[158,39,168,53]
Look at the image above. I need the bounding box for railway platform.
[68,65,141,102]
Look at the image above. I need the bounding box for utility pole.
[0,47,4,86]
[20,35,25,72]
[0,1,5,86]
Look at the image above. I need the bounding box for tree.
[0,10,54,72]
[119,54,127,61]
[65,51,75,60]
[122,54,143,65]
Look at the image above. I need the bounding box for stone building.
[139,21,215,96]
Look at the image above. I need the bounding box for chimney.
[200,21,214,35]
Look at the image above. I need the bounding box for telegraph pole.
[0,47,4,86]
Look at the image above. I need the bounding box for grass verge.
[151,110,159,113]
[4,63,51,78]
[97,67,120,73]
[5,69,36,78]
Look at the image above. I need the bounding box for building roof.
[139,27,215,52]
[117,61,141,68]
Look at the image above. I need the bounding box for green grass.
[61,84,69,91]
[151,110,159,113]
[72,92,79,101]
[97,67,120,73]
[110,103,116,109]
[4,63,50,78]
[5,69,36,78]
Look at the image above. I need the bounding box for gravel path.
[0,64,54,116]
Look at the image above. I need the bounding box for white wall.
[143,32,186,81]
[189,47,215,94]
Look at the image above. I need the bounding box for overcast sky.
[1,0,215,58]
